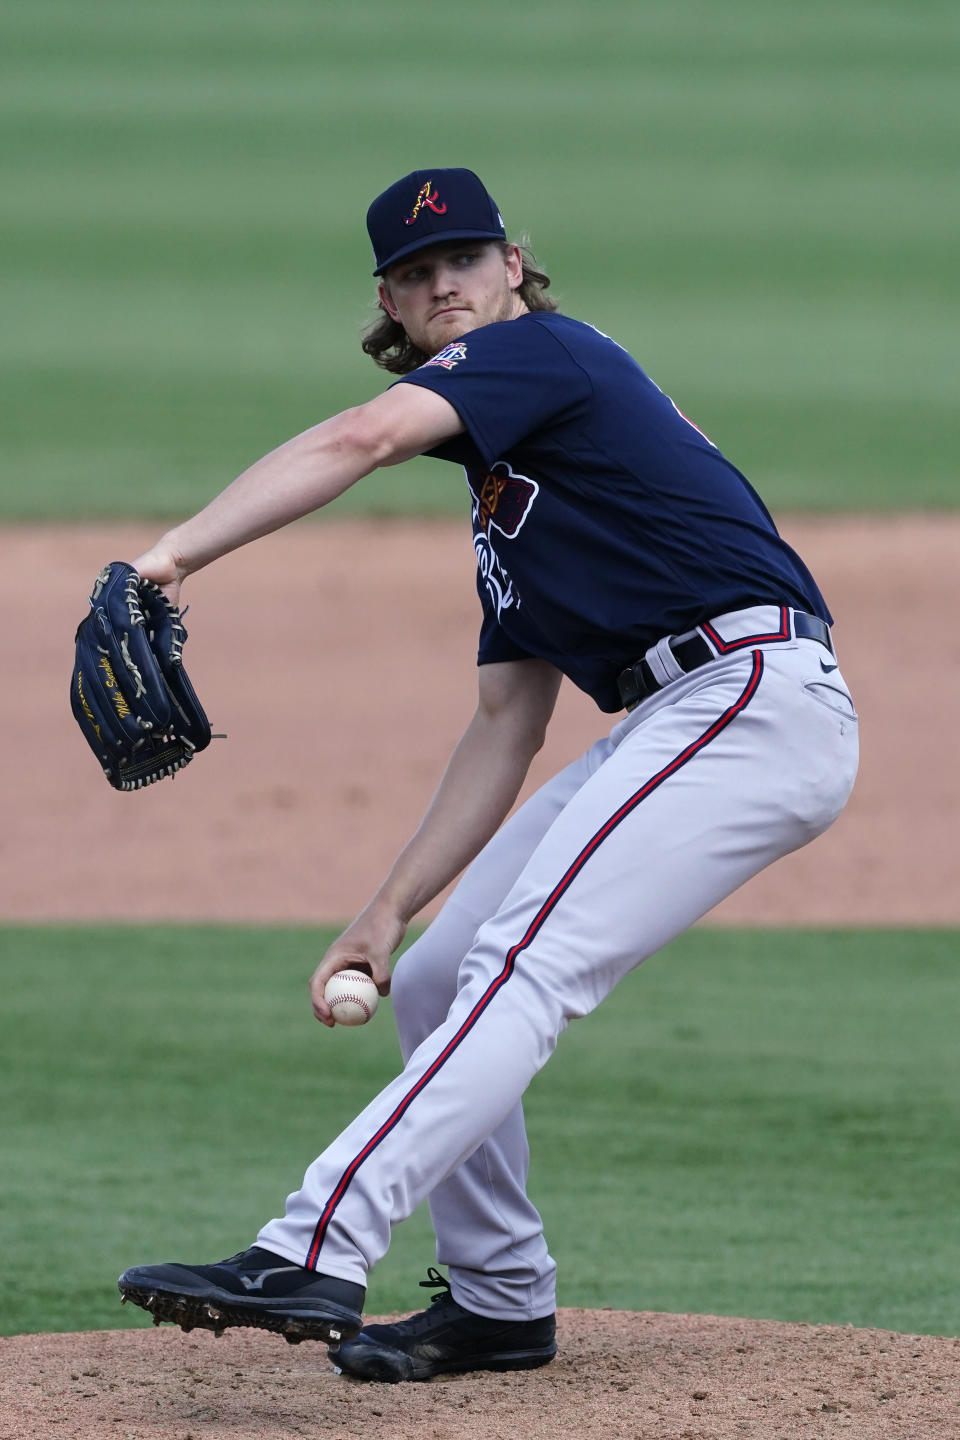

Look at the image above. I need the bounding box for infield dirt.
[5,515,959,925]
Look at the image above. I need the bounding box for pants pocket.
[801,677,859,721]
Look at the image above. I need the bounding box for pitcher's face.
[379,241,525,356]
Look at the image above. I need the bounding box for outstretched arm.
[132,383,462,602]
[309,657,563,1025]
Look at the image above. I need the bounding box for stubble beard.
[419,283,526,359]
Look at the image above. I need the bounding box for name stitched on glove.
[96,655,132,718]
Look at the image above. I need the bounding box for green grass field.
[2,925,958,1339]
[2,0,957,519]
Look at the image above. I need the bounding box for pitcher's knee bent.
[391,907,479,1055]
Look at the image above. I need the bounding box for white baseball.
[324,969,380,1026]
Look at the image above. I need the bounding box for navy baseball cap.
[367,168,506,276]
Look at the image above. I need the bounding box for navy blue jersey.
[398,312,830,712]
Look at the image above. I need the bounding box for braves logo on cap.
[404,181,447,226]
[471,462,539,539]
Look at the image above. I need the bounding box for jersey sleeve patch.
[424,342,468,370]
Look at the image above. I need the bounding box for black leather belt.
[616,609,834,712]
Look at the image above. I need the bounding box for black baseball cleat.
[328,1267,557,1382]
[118,1245,364,1345]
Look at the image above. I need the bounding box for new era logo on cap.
[367,168,506,275]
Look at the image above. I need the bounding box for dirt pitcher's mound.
[2,1310,957,1440]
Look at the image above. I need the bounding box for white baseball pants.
[258,614,859,1319]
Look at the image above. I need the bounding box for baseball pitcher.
[110,169,859,1381]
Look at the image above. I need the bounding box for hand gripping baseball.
[309,903,405,1027]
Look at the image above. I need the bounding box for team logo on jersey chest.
[470,461,539,539]
[403,181,447,226]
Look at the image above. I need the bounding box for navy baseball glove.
[71,560,212,791]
